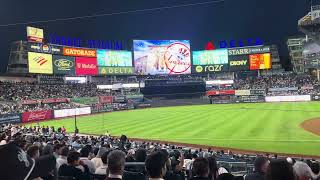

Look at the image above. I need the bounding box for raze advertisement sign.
[249,53,271,70]
[28,42,62,54]
[98,67,135,75]
[228,55,249,71]
[133,40,191,75]
[75,57,98,75]
[228,46,270,56]
[192,64,228,73]
[22,110,53,123]
[0,114,21,124]
[63,47,96,57]
[28,52,53,74]
[53,55,75,75]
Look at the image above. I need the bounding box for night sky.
[0,0,311,73]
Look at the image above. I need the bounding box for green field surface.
[30,102,320,156]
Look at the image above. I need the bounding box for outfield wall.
[2,94,320,125]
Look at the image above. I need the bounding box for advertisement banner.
[249,53,271,70]
[21,99,38,105]
[311,95,320,101]
[0,114,21,124]
[114,96,126,102]
[192,64,229,73]
[97,50,133,66]
[63,47,96,57]
[268,87,298,92]
[91,105,113,113]
[53,55,75,75]
[234,96,265,103]
[206,90,235,96]
[28,42,62,54]
[250,89,265,95]
[228,46,270,56]
[265,95,311,102]
[235,90,251,96]
[133,40,191,75]
[28,52,53,74]
[22,110,53,123]
[27,26,44,42]
[54,107,91,118]
[305,58,320,68]
[98,67,135,75]
[228,55,250,71]
[99,96,113,103]
[41,98,69,104]
[192,49,229,65]
[75,57,98,75]
[71,97,99,105]
[126,94,144,99]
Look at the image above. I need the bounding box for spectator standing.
[190,157,210,180]
[56,146,69,169]
[58,151,91,180]
[80,146,96,174]
[265,159,296,180]
[106,150,126,180]
[146,151,168,180]
[293,161,313,180]
[245,156,269,180]
[95,150,110,175]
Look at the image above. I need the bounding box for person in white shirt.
[80,146,96,174]
[56,146,69,170]
[91,147,107,169]
[95,150,110,175]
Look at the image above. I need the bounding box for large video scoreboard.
[192,46,271,73]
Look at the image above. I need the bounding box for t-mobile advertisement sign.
[75,57,98,75]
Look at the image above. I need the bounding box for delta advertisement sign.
[75,57,98,75]
[207,38,264,49]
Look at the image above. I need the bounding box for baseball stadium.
[2,1,320,180]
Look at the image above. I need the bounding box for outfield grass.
[31,102,320,156]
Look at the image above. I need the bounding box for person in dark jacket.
[190,157,210,180]
[245,156,269,180]
[145,151,167,180]
[58,151,91,180]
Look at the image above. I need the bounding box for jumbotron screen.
[133,40,191,75]
[249,53,271,70]
[192,49,229,65]
[97,50,132,67]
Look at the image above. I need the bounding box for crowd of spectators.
[0,82,112,101]
[0,124,319,180]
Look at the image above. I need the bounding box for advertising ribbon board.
[53,55,75,75]
[28,52,53,74]
[71,97,99,105]
[99,96,113,103]
[98,67,135,75]
[28,42,62,55]
[22,110,53,123]
[0,114,21,124]
[206,90,235,96]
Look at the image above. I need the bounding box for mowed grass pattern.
[32,102,320,156]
